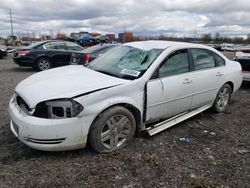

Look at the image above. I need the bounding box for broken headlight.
[34,99,83,119]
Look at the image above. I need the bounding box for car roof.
[125,40,210,50]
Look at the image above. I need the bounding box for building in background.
[106,34,116,42]
[56,32,67,39]
[118,32,134,43]
[90,33,100,37]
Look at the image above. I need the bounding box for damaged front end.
[15,94,84,119]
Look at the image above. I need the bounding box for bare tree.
[214,32,220,42]
[201,33,212,43]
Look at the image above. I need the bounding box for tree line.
[134,33,250,44]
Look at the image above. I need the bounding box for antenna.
[9,9,14,36]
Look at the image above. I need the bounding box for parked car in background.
[70,43,117,65]
[207,44,222,51]
[13,40,84,71]
[9,41,242,153]
[221,43,235,51]
[234,47,250,81]
[77,34,97,47]
[0,45,8,58]
[94,35,109,43]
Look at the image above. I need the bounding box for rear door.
[189,48,225,109]
[146,49,194,123]
[45,42,69,66]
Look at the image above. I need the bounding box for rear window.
[82,44,116,53]
[27,41,47,49]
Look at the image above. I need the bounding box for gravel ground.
[0,52,249,188]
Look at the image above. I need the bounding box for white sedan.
[9,40,243,153]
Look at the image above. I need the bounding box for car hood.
[15,65,129,108]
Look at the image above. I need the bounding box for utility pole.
[9,9,14,36]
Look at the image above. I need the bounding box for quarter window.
[191,49,215,70]
[213,52,225,66]
[158,49,189,78]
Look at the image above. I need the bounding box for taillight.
[84,53,90,64]
[19,50,30,56]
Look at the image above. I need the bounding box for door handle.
[216,72,223,76]
[183,78,192,84]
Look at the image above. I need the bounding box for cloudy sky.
[0,0,249,38]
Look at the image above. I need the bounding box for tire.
[212,84,232,113]
[89,106,136,153]
[36,57,51,71]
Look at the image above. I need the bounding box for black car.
[70,43,117,65]
[13,40,84,71]
[0,45,8,58]
[207,44,222,51]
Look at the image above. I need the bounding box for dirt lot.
[0,52,249,188]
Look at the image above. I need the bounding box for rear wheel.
[36,57,51,71]
[212,84,232,113]
[89,106,136,153]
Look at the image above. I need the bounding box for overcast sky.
[0,0,249,38]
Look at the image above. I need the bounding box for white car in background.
[9,40,242,153]
[234,47,250,81]
[221,43,235,51]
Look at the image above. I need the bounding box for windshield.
[88,45,163,80]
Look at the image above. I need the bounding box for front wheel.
[89,106,136,153]
[212,84,232,113]
[36,57,51,71]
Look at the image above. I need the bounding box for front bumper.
[9,95,95,151]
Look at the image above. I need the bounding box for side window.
[50,42,66,50]
[158,49,189,78]
[213,52,225,67]
[43,43,52,49]
[191,49,215,70]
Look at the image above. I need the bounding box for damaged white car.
[9,41,242,153]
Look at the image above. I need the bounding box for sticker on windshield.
[121,69,141,77]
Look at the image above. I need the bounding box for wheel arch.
[35,55,51,63]
[224,81,234,93]
[89,103,142,134]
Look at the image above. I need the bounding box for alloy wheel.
[100,115,132,149]
[216,87,230,111]
[38,59,50,70]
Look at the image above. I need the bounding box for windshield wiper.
[95,69,120,78]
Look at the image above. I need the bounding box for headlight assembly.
[33,99,84,119]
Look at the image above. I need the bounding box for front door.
[146,49,194,123]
